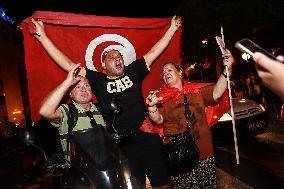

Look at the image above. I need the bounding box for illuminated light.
[0,6,15,25]
[80,177,85,182]
[123,171,130,181]
[13,117,16,120]
[218,113,232,122]
[239,99,246,102]
[271,49,276,55]
[12,110,22,114]
[127,178,133,189]
[201,39,208,45]
[102,171,110,180]
[241,53,251,61]
[259,104,266,111]
[190,63,196,69]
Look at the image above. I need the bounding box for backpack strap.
[85,110,98,127]
[66,103,78,158]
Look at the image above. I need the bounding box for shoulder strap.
[67,103,78,133]
[85,110,98,127]
[66,103,78,158]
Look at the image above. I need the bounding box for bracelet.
[222,72,227,78]
[148,107,158,114]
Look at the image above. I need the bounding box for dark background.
[0,0,283,63]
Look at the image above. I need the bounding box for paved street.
[216,167,253,189]
[214,116,284,189]
[1,116,283,188]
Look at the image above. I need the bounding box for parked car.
[210,98,268,146]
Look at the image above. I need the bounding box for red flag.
[21,11,182,121]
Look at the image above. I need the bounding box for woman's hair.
[162,61,184,77]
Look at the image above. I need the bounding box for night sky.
[1,0,283,62]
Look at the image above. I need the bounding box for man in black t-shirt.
[86,56,148,135]
[32,16,181,189]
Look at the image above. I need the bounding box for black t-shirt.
[86,57,149,134]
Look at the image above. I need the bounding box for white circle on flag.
[85,34,136,71]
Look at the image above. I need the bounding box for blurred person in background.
[253,52,284,119]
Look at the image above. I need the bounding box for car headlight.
[218,113,232,122]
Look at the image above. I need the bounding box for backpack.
[66,103,113,171]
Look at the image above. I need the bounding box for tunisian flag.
[21,11,182,121]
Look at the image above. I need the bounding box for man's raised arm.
[31,18,76,72]
[213,49,234,101]
[39,64,81,121]
[143,16,181,67]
